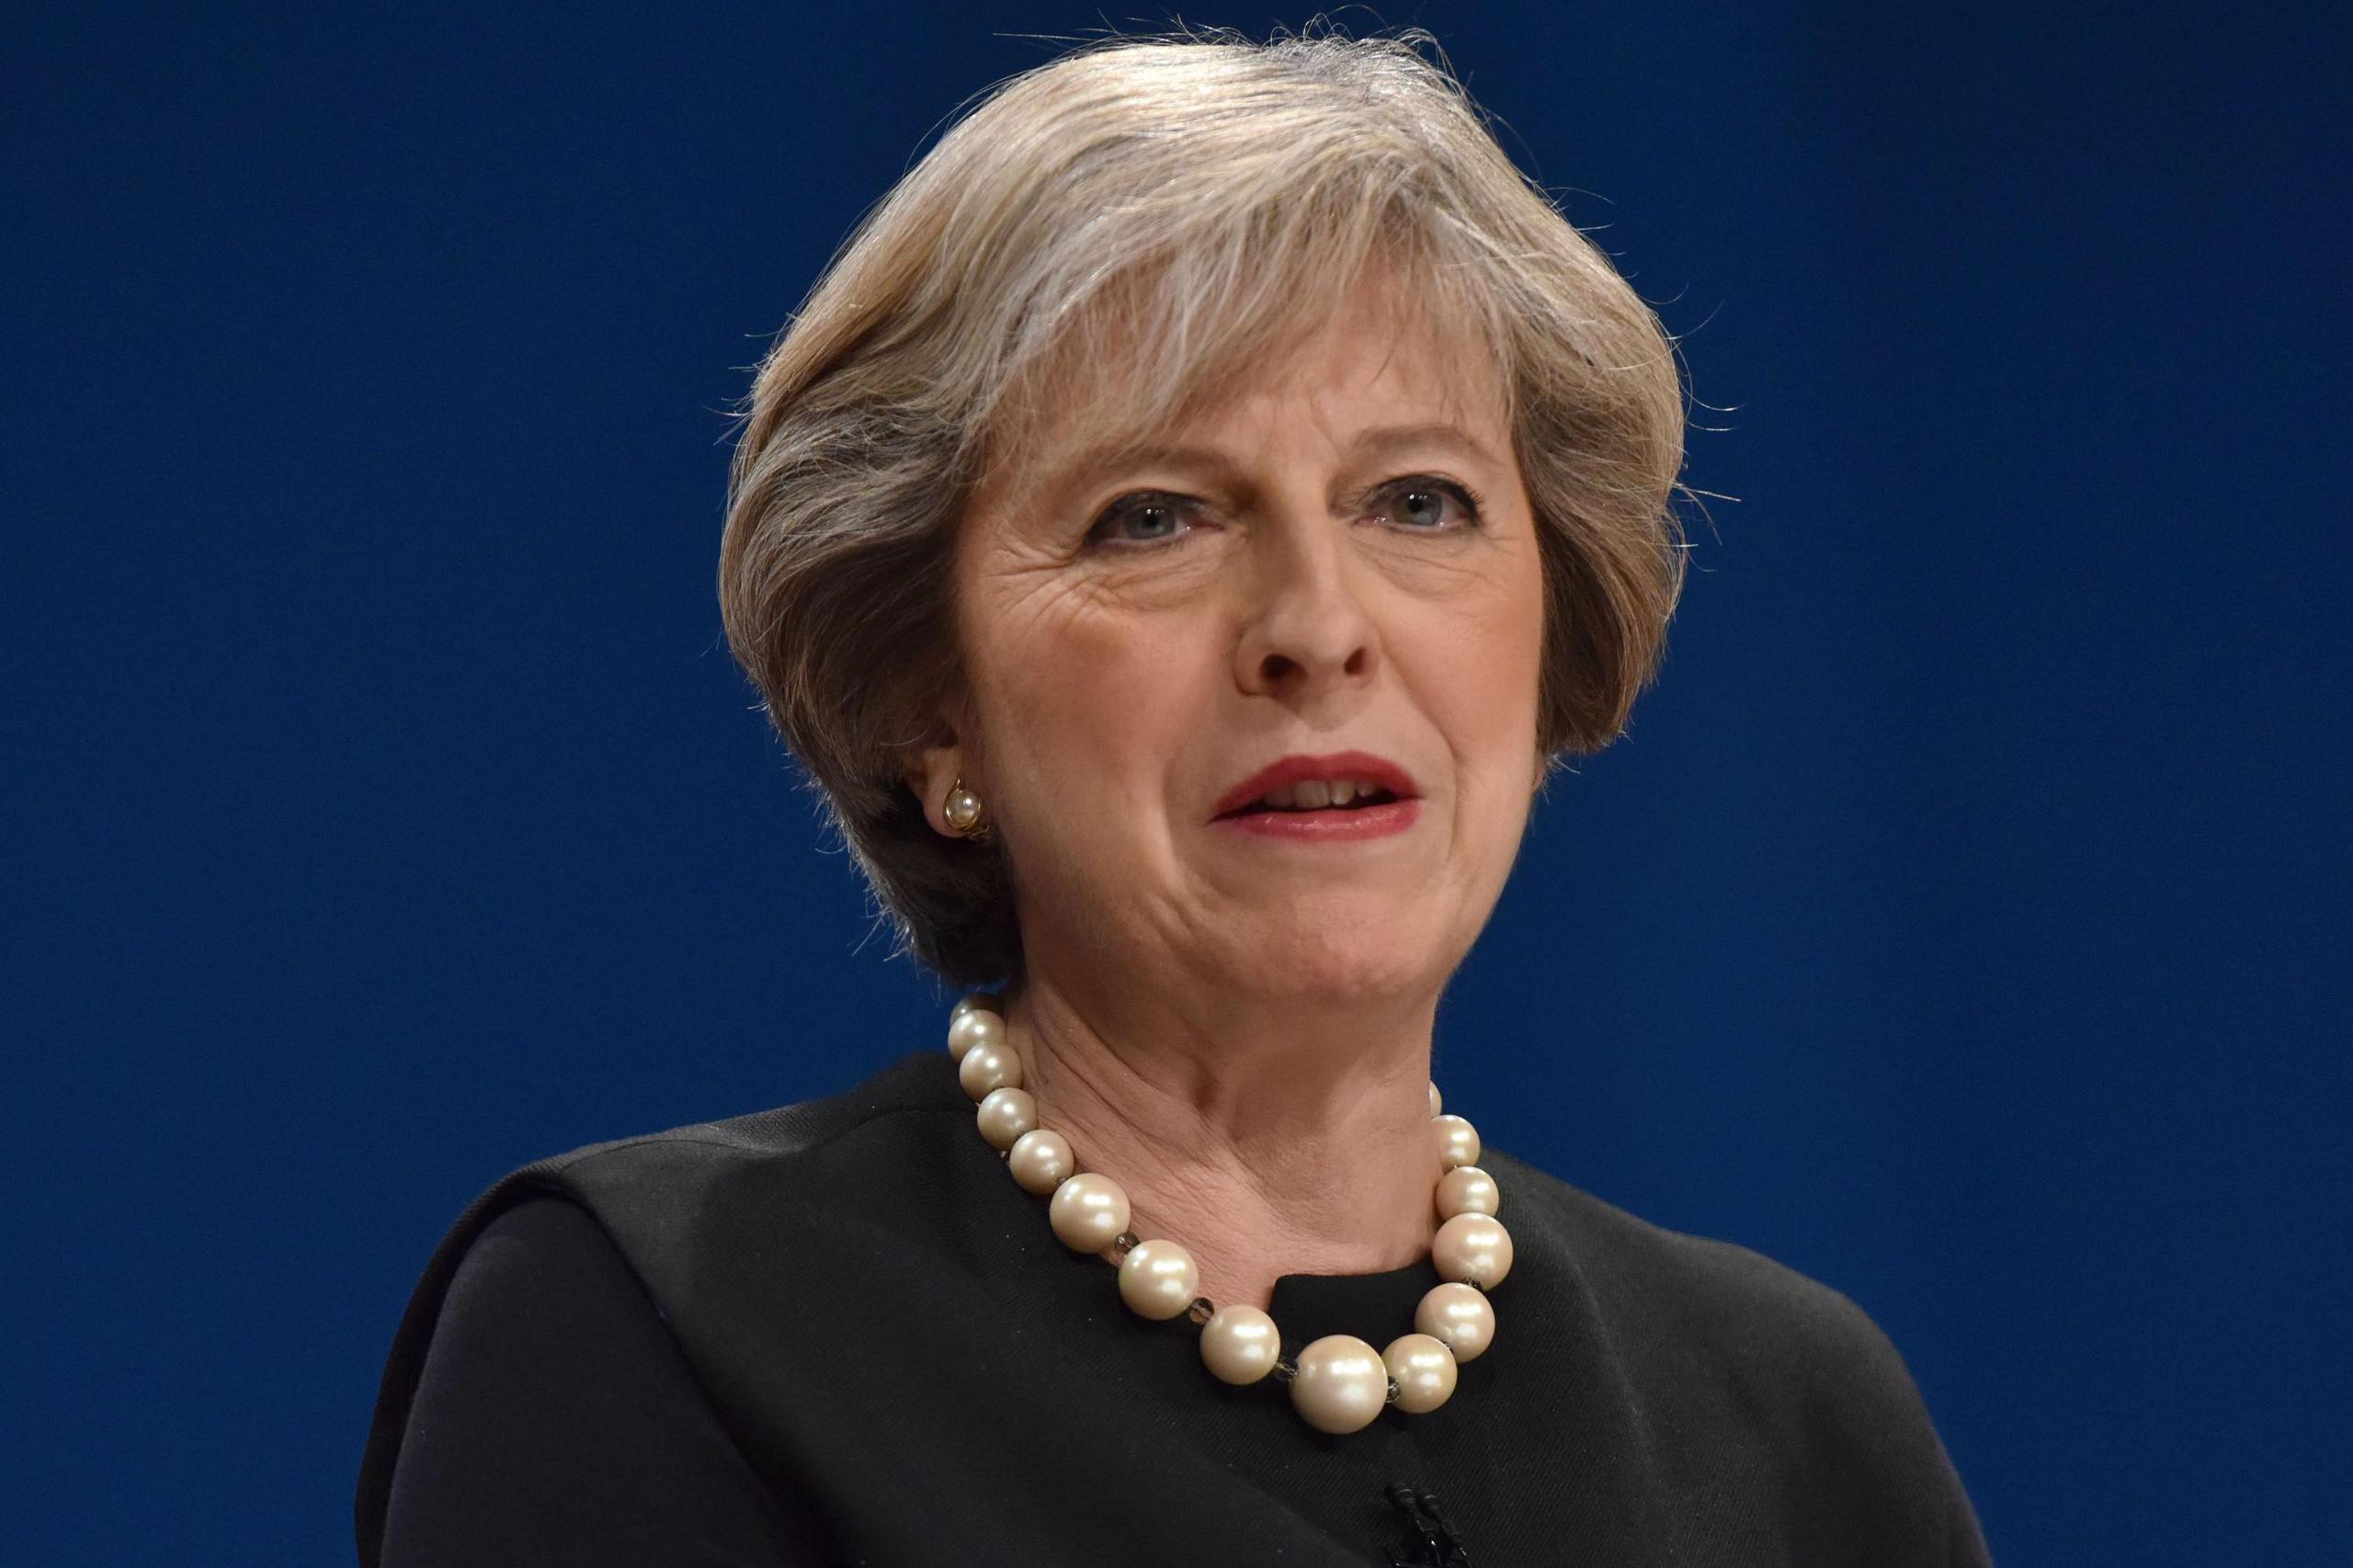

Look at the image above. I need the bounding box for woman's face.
[932,276,1546,1008]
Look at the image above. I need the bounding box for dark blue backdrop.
[6,5,2345,1562]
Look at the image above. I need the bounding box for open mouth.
[1209,753,1423,831]
[1218,778,1404,818]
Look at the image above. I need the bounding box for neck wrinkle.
[1004,964,1445,1313]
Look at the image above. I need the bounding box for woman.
[358,28,1992,1567]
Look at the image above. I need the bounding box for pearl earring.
[942,777,990,842]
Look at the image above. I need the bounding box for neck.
[1002,960,1445,1313]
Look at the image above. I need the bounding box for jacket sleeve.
[373,1192,835,1566]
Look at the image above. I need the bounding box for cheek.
[968,585,1214,809]
[1418,569,1546,767]
[1443,574,1545,893]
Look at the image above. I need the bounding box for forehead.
[979,266,1510,508]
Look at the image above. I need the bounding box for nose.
[1232,505,1381,705]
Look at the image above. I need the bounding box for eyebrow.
[1058,420,1507,494]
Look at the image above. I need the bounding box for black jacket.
[358,1047,1994,1566]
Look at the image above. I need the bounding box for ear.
[904,731,971,839]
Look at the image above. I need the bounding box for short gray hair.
[719,26,1690,988]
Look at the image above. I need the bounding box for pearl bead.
[1048,1172,1131,1253]
[1427,1082,1442,1118]
[975,1086,1036,1151]
[1431,1114,1481,1171]
[1415,1281,1495,1361]
[1431,1212,1514,1289]
[947,1007,1003,1062]
[1200,1305,1281,1385]
[1117,1238,1200,1320]
[1381,1332,1458,1415]
[1434,1164,1499,1220]
[1289,1335,1391,1435]
[1006,1128,1074,1195]
[950,992,1003,1021]
[957,1039,1022,1100]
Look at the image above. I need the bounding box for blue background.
[6,5,2346,1562]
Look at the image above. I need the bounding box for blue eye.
[1086,494,1194,547]
[1381,477,1485,530]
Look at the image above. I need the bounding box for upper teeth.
[1256,778,1384,810]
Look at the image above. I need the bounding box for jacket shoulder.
[1483,1149,1946,1442]
[356,1050,955,1565]
[1491,1150,1898,1334]
[523,1048,960,1184]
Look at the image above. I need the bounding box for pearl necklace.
[945,994,1512,1435]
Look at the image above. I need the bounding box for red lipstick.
[1209,751,1423,842]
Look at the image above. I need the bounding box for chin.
[1222,920,1444,1006]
